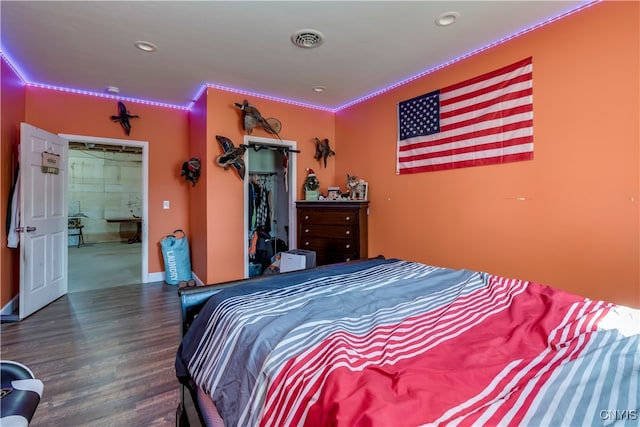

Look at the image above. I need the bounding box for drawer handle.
[345,230,350,235]
[304,215,309,220]
[305,241,310,246]
[345,216,350,221]
[346,258,351,262]
[305,228,310,233]
[345,244,351,249]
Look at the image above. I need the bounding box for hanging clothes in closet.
[249,174,273,232]
[248,173,275,275]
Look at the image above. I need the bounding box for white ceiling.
[1,1,593,110]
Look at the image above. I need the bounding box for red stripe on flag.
[440,87,532,120]
[441,103,533,134]
[441,73,532,109]
[399,123,533,159]
[399,152,534,175]
[443,56,533,93]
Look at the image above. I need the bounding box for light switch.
[163,200,170,209]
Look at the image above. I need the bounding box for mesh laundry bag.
[160,229,192,285]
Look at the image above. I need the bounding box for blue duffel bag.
[160,229,192,285]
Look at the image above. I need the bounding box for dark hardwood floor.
[1,281,183,426]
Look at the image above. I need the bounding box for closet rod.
[241,143,301,153]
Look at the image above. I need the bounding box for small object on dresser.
[327,187,340,200]
[304,168,320,200]
[346,174,367,200]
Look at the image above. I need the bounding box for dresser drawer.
[300,237,358,254]
[299,224,357,239]
[298,209,358,225]
[300,238,359,264]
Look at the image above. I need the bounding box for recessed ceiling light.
[435,11,460,27]
[105,86,120,94]
[312,86,326,93]
[134,41,157,52]
[291,29,325,49]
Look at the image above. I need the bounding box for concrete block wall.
[68,150,142,244]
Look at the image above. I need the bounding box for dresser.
[296,201,369,266]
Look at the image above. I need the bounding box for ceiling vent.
[291,29,325,49]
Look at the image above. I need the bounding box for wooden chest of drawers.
[296,201,369,266]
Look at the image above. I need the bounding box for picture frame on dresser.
[360,182,368,200]
[327,187,340,200]
[352,182,368,200]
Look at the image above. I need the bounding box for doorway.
[243,135,297,278]
[60,134,149,291]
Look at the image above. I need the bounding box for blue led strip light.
[1,52,27,84]
[0,52,188,110]
[333,0,600,112]
[26,82,190,110]
[202,83,334,113]
[2,0,599,113]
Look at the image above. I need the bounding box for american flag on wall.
[397,57,533,174]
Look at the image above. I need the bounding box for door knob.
[15,226,37,233]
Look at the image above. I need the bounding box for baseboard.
[1,295,18,315]
[148,271,202,286]
[191,272,204,287]
[147,271,164,283]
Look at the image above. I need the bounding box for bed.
[175,257,639,427]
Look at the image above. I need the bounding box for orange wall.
[1,59,26,307]
[190,88,335,284]
[188,92,209,284]
[22,89,191,277]
[335,0,639,307]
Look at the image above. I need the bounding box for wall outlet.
[163,200,170,209]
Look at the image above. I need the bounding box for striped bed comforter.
[175,259,639,427]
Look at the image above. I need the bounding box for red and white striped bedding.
[176,259,639,427]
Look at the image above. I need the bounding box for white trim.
[59,134,150,283]
[148,271,164,283]
[243,135,297,278]
[148,271,203,286]
[191,271,204,287]
[1,295,18,315]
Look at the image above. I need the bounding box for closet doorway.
[243,136,297,278]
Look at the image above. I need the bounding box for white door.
[19,123,68,319]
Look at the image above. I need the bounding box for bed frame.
[175,257,384,427]
[176,281,231,427]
